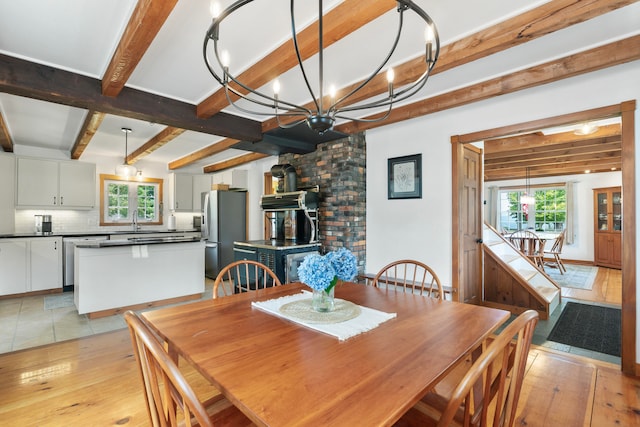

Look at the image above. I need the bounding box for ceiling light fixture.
[115,127,137,178]
[574,122,599,135]
[204,0,440,134]
[520,167,535,205]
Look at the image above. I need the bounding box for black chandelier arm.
[329,4,405,114]
[203,0,441,133]
[400,0,440,65]
[290,0,321,113]
[335,66,431,114]
[205,36,313,116]
[333,101,394,124]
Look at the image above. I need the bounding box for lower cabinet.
[30,237,63,291]
[0,237,62,296]
[0,240,28,295]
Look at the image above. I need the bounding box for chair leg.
[555,254,566,274]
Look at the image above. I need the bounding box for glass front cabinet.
[593,186,622,269]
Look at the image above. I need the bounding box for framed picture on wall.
[388,153,422,199]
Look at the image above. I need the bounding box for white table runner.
[251,291,396,341]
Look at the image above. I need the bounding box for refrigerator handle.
[202,192,210,240]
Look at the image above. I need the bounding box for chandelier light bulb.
[424,24,434,43]
[220,50,230,67]
[210,2,220,18]
[273,79,281,95]
[386,68,395,83]
[329,84,336,99]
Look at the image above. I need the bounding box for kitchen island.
[74,236,205,318]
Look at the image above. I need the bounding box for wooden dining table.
[142,282,510,427]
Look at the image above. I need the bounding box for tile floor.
[0,282,622,366]
[0,280,215,355]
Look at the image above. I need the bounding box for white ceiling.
[0,0,639,170]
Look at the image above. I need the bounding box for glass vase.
[312,287,335,312]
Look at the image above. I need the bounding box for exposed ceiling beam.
[262,0,637,131]
[485,138,621,165]
[485,140,621,169]
[336,35,640,134]
[102,0,178,97]
[483,124,621,155]
[71,111,105,159]
[127,126,186,165]
[203,152,269,173]
[0,54,262,142]
[168,137,239,170]
[0,112,13,152]
[485,159,622,181]
[196,0,396,119]
[199,0,632,170]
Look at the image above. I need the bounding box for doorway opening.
[451,100,636,375]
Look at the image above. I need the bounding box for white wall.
[365,61,640,361]
[485,171,622,262]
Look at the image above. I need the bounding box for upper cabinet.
[16,157,96,209]
[168,173,194,212]
[0,154,15,234]
[170,170,248,213]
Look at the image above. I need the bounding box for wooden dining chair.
[372,259,445,300]
[124,311,254,427]
[213,259,282,299]
[507,230,546,268]
[544,230,567,274]
[397,310,539,427]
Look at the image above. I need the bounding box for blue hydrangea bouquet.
[298,248,357,312]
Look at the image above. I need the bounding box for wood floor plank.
[0,329,223,426]
[515,349,596,426]
[0,303,637,426]
[591,366,640,425]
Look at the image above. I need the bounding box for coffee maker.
[34,215,52,235]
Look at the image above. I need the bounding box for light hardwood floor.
[0,325,637,426]
[560,266,622,306]
[0,268,632,426]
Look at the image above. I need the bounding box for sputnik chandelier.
[204,0,440,134]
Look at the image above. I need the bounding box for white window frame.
[100,174,163,226]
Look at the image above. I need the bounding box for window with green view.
[101,175,163,225]
[499,187,566,233]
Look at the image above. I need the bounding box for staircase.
[482,223,561,320]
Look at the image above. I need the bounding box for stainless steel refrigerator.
[201,190,247,279]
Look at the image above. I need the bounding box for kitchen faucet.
[132,209,140,231]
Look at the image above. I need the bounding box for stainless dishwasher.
[63,236,109,291]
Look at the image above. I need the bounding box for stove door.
[285,251,319,283]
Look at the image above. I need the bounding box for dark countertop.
[234,239,321,250]
[75,236,204,248]
[0,229,201,239]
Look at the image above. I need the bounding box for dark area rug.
[547,302,620,357]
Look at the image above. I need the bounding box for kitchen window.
[99,174,163,226]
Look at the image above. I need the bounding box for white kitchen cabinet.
[30,237,62,291]
[0,154,15,234]
[192,174,212,211]
[59,161,96,207]
[16,157,96,209]
[16,157,58,207]
[0,240,28,295]
[168,173,194,212]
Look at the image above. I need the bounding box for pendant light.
[520,167,535,205]
[115,127,137,177]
